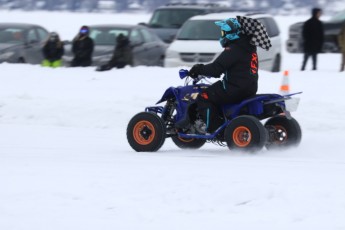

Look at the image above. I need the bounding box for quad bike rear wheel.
[264,115,302,149]
[127,112,166,152]
[224,115,268,152]
[171,136,206,149]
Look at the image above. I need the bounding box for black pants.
[196,80,257,132]
[301,52,318,70]
[96,61,128,72]
[71,58,92,67]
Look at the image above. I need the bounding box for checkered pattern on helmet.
[236,16,272,51]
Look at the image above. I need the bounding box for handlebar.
[179,69,210,85]
[179,69,189,79]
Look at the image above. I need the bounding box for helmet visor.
[221,30,226,37]
[80,28,89,34]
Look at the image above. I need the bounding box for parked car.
[286,9,345,53]
[164,12,282,72]
[140,2,235,44]
[63,24,168,67]
[0,23,49,64]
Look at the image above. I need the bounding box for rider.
[188,16,272,133]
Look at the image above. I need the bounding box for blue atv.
[127,70,302,152]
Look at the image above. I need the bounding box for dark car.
[286,10,345,53]
[0,23,49,64]
[140,3,234,43]
[63,24,168,67]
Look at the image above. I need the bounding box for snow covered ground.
[1,11,345,230]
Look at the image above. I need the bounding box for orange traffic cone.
[280,70,290,95]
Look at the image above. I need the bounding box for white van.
[164,12,281,72]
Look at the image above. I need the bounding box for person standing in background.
[338,21,345,72]
[301,7,324,71]
[41,32,64,68]
[71,25,94,67]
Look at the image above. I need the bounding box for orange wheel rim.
[177,137,194,143]
[133,120,155,145]
[232,126,251,147]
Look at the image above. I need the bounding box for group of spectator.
[301,7,345,72]
[42,11,345,72]
[41,25,132,71]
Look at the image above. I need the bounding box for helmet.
[116,33,129,47]
[116,33,126,43]
[49,32,59,41]
[79,25,90,36]
[214,18,241,47]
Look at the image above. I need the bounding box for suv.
[164,12,282,72]
[286,9,345,53]
[142,3,233,43]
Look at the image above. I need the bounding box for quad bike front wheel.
[127,112,166,152]
[264,115,302,150]
[224,115,268,152]
[171,135,206,149]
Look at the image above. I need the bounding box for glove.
[188,64,204,79]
